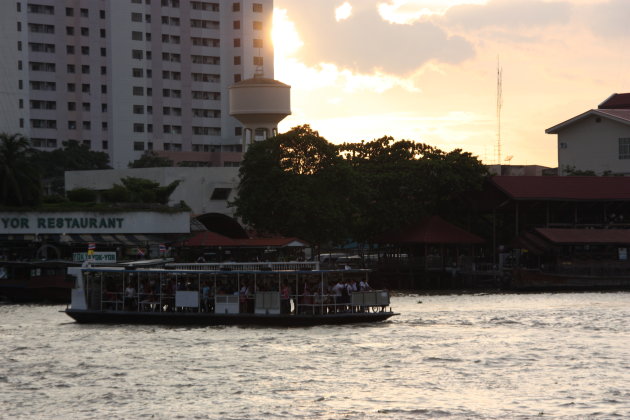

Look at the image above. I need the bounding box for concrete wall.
[65,167,239,216]
[556,115,630,175]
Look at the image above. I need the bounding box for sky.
[271,0,630,167]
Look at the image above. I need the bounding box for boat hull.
[64,309,398,327]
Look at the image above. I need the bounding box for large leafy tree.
[232,125,355,246]
[0,133,42,206]
[233,127,488,246]
[339,137,488,241]
[34,140,111,195]
[128,151,174,168]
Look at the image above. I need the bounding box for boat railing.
[165,261,321,271]
[87,288,390,315]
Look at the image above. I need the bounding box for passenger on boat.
[332,280,344,312]
[124,282,136,310]
[359,278,371,291]
[239,282,251,313]
[280,283,291,314]
[201,281,211,312]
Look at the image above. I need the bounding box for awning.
[376,216,484,245]
[61,234,167,246]
[535,228,630,244]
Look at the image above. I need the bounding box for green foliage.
[32,140,111,195]
[101,185,130,203]
[102,177,181,205]
[0,132,42,206]
[564,165,597,176]
[232,125,354,245]
[128,151,174,168]
[66,188,98,203]
[233,127,488,246]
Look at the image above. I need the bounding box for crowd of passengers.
[95,274,376,314]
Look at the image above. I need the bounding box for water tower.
[229,70,291,148]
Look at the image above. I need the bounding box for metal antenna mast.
[496,57,503,166]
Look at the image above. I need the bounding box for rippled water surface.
[1,293,629,419]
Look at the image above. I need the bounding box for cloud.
[276,0,475,75]
[443,0,572,30]
[580,0,630,38]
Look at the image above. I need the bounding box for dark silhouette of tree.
[0,133,41,206]
[128,151,174,168]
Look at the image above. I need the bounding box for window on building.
[68,102,76,111]
[131,12,143,22]
[132,86,144,96]
[253,56,263,66]
[253,39,263,48]
[133,123,145,133]
[234,74,241,83]
[234,56,241,65]
[232,2,240,12]
[253,21,262,30]
[66,45,75,54]
[619,138,630,160]
[81,27,89,36]
[82,121,91,130]
[66,26,74,35]
[81,46,89,55]
[210,188,232,200]
[132,31,143,41]
[233,38,240,48]
[66,7,74,16]
[133,105,144,114]
[253,3,263,12]
[102,140,108,149]
[67,64,75,73]
[134,142,145,151]
[233,20,240,30]
[80,8,89,17]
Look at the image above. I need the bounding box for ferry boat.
[64,261,397,326]
[0,260,80,303]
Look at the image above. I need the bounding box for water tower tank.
[229,75,291,144]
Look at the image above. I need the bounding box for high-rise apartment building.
[0,0,273,168]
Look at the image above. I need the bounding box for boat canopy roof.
[80,267,371,276]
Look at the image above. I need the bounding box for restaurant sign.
[0,211,190,234]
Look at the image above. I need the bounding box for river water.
[1,293,628,419]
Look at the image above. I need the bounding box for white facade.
[65,166,239,216]
[547,109,630,176]
[1,1,274,168]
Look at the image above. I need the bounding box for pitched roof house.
[546,93,630,175]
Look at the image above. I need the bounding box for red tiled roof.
[377,216,484,244]
[596,109,630,121]
[491,176,630,201]
[177,231,308,247]
[535,228,630,244]
[598,93,630,109]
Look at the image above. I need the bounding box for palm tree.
[0,133,42,206]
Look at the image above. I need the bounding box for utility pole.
[496,57,503,167]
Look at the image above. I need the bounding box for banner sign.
[0,211,190,234]
[73,252,117,263]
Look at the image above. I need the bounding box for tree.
[102,177,181,205]
[128,151,174,168]
[232,125,354,245]
[33,140,111,195]
[339,138,488,241]
[233,127,488,247]
[0,133,42,206]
